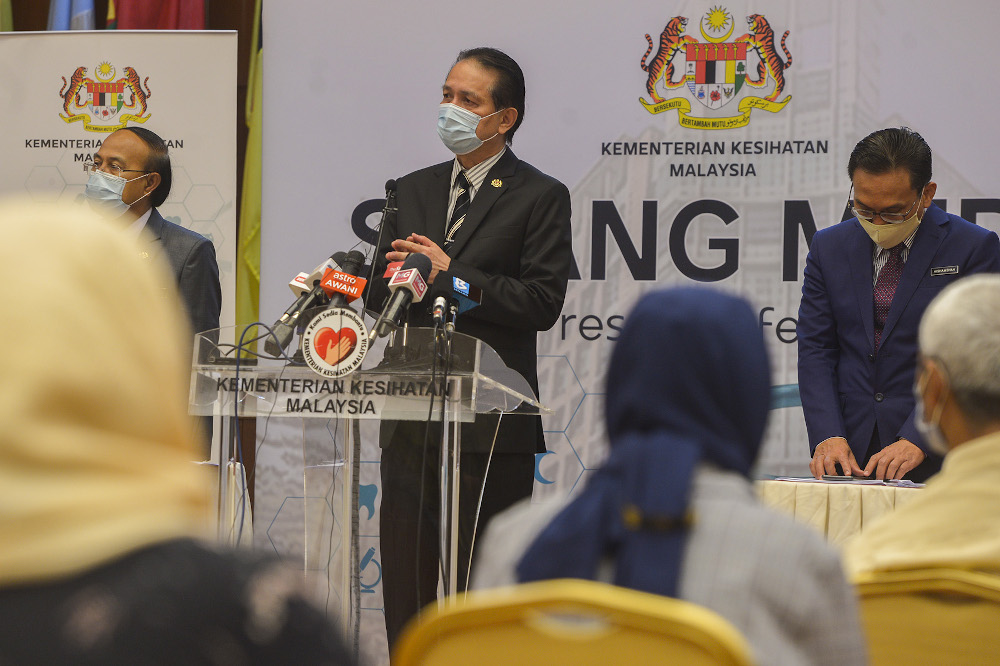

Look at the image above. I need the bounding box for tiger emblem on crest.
[738,14,792,102]
[640,16,697,104]
[637,7,793,129]
[57,61,153,132]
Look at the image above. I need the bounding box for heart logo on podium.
[313,326,358,365]
[301,308,369,378]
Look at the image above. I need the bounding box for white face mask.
[437,103,503,155]
[914,371,949,456]
[83,170,149,217]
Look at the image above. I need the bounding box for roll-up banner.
[0,31,237,332]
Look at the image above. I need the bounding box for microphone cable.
[413,319,442,619]
[465,412,503,589]
[435,316,459,590]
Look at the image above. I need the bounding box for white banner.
[262,1,1000,660]
[0,31,237,331]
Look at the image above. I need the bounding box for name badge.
[930,266,959,276]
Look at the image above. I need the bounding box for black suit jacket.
[142,208,222,338]
[372,149,572,454]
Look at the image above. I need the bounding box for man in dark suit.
[798,127,1000,481]
[371,47,572,649]
[85,127,221,338]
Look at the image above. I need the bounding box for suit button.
[868,353,875,362]
[875,392,885,402]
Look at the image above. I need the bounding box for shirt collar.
[126,208,153,239]
[450,147,506,194]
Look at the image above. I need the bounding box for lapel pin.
[491,178,502,188]
[139,251,150,259]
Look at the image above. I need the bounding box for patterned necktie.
[444,172,470,250]
[873,244,905,351]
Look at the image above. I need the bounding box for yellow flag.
[236,0,262,346]
[1,0,14,31]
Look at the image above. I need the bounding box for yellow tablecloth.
[756,480,922,547]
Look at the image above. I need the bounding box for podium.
[189,322,547,645]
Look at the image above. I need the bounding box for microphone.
[374,253,431,338]
[432,295,447,326]
[383,180,397,223]
[360,180,399,316]
[288,272,312,296]
[321,250,368,309]
[265,255,338,356]
[448,276,483,315]
[434,276,482,336]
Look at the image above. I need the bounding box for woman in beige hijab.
[0,199,351,665]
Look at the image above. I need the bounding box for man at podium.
[371,47,573,649]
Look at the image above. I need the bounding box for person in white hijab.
[0,198,351,665]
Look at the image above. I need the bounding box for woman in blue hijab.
[516,286,769,596]
[473,287,865,665]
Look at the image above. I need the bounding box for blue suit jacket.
[797,204,1000,462]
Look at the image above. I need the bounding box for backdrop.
[260,1,1000,660]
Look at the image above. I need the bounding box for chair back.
[393,578,754,666]
[855,567,1000,665]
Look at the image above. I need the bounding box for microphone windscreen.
[340,250,366,276]
[403,252,432,281]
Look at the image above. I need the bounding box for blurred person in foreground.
[472,287,866,665]
[0,199,351,665]
[846,274,1000,575]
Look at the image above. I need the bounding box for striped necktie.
[444,171,470,250]
[873,244,904,351]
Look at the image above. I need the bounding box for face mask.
[437,103,503,155]
[857,203,923,250]
[914,372,949,456]
[83,170,149,217]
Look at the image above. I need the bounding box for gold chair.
[393,578,754,666]
[855,567,1000,664]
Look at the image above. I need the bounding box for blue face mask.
[83,170,149,217]
[437,103,503,155]
[914,371,949,456]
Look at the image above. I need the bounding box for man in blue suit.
[798,127,1000,481]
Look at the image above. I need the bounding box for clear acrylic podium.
[189,323,547,647]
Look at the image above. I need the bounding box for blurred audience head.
[605,286,771,470]
[917,274,1000,454]
[518,287,771,596]
[0,197,209,586]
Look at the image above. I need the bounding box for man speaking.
[797,127,1000,481]
[372,47,572,648]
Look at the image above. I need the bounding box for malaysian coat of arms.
[639,7,792,129]
[59,61,152,132]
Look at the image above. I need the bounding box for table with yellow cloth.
[755,480,922,546]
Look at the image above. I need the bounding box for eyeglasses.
[83,161,150,179]
[849,184,925,224]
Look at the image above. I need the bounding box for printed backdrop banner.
[260,1,999,661]
[0,31,237,331]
